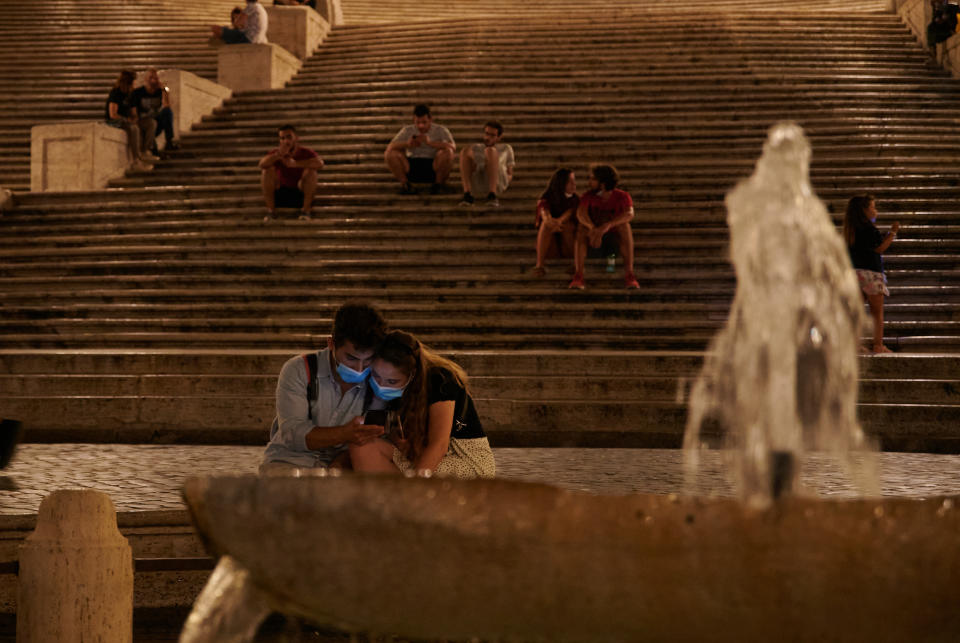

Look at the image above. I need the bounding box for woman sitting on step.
[843,194,900,354]
[348,330,496,479]
[104,70,159,172]
[532,167,579,278]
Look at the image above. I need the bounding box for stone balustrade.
[30,122,129,193]
[265,5,330,59]
[157,70,233,139]
[217,43,302,92]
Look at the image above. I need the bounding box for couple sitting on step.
[259,302,496,479]
[533,164,640,290]
[385,104,516,208]
[104,69,180,173]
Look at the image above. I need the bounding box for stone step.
[1,372,956,405]
[1,393,957,451]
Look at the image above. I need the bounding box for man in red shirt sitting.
[259,124,324,221]
[568,164,639,290]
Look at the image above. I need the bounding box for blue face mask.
[336,361,369,384]
[370,376,407,401]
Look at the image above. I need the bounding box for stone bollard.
[17,490,133,643]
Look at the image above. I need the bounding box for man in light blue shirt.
[260,302,388,473]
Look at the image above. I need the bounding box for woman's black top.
[849,223,884,273]
[426,367,486,439]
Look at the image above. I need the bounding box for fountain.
[179,125,960,642]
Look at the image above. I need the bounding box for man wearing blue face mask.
[260,302,389,473]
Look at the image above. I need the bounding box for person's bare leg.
[535,220,555,272]
[139,117,158,157]
[573,227,588,276]
[433,148,454,185]
[299,168,318,217]
[261,169,276,217]
[459,146,476,194]
[867,292,890,352]
[384,148,409,184]
[484,145,499,195]
[560,221,576,258]
[348,439,399,473]
[616,223,635,275]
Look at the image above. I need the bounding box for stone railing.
[893,0,960,78]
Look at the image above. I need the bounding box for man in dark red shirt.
[569,164,639,289]
[259,124,324,220]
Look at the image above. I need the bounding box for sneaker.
[298,210,312,221]
[459,192,475,207]
[531,266,546,278]
[399,182,416,195]
[263,209,276,223]
[165,140,181,151]
[568,273,586,289]
[130,160,152,172]
[485,191,500,208]
[624,272,640,289]
[140,151,160,163]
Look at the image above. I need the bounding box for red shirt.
[580,189,632,226]
[268,146,318,188]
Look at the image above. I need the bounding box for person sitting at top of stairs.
[104,70,160,172]
[259,124,324,221]
[568,164,639,290]
[384,104,456,195]
[129,68,180,158]
[458,120,514,209]
[210,0,269,44]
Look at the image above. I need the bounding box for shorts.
[274,186,304,208]
[468,143,511,195]
[856,269,889,297]
[391,437,496,479]
[406,157,436,183]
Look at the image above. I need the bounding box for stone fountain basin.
[183,474,960,642]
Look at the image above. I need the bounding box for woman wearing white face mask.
[349,330,495,478]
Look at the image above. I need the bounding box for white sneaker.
[130,160,153,172]
[140,151,160,163]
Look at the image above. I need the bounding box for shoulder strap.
[303,353,319,422]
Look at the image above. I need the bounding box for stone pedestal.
[265,6,329,59]
[316,0,343,27]
[17,489,133,643]
[30,122,128,193]
[157,69,232,138]
[218,43,302,93]
[894,0,931,48]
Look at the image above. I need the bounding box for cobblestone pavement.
[2,445,959,515]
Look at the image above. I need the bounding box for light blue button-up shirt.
[262,348,380,467]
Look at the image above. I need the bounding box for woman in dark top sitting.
[104,70,157,170]
[349,330,495,478]
[843,194,900,353]
[532,167,579,277]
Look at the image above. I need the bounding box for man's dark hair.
[484,121,503,137]
[331,302,388,350]
[230,6,243,17]
[412,104,432,118]
[278,124,297,134]
[590,164,620,191]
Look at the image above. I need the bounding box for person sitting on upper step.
[260,302,389,474]
[259,124,324,221]
[532,168,579,278]
[568,164,639,290]
[129,68,179,159]
[458,120,514,209]
[384,104,456,195]
[104,70,159,173]
[210,0,268,44]
[928,0,959,48]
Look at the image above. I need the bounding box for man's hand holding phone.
[339,415,383,445]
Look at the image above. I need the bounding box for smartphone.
[364,410,388,428]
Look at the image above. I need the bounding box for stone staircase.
[2,1,960,451]
[0,0,238,192]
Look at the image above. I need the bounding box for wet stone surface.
[1,445,960,516]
